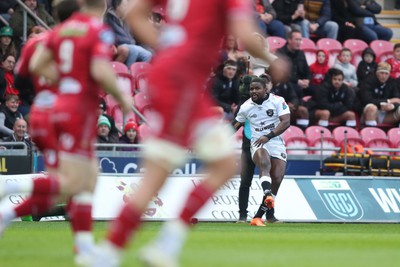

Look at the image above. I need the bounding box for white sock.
[365,120,377,126]
[346,120,357,127]
[0,209,17,223]
[156,220,189,258]
[318,120,329,127]
[296,119,309,127]
[75,232,95,254]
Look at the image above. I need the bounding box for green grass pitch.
[0,221,400,267]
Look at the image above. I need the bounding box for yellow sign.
[0,157,8,172]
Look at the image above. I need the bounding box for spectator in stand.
[118,119,138,151]
[2,118,33,151]
[0,53,19,103]
[0,94,23,139]
[277,29,312,98]
[357,47,377,84]
[347,0,392,43]
[312,68,356,127]
[303,0,339,39]
[360,62,400,127]
[272,0,307,36]
[310,49,330,86]
[211,60,240,121]
[9,0,55,48]
[386,43,400,80]
[333,48,358,91]
[269,71,310,130]
[0,0,16,24]
[0,26,17,59]
[255,0,286,39]
[96,115,116,150]
[219,35,247,76]
[330,0,361,42]
[103,0,152,68]
[98,97,119,143]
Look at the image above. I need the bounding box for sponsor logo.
[312,180,363,220]
[281,153,287,159]
[254,123,275,132]
[282,102,288,110]
[266,109,274,117]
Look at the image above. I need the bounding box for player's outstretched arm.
[90,58,132,114]
[29,45,59,84]
[126,0,158,49]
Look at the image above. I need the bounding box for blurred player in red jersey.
[87,0,289,266]
[0,0,131,265]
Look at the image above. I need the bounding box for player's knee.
[194,123,235,162]
[143,138,187,170]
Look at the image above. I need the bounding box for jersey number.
[59,40,74,73]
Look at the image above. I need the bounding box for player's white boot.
[139,220,188,267]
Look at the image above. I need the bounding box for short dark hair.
[54,0,80,22]
[288,29,301,40]
[340,48,352,55]
[251,77,267,88]
[329,68,344,79]
[394,43,400,51]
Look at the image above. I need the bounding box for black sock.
[254,176,272,218]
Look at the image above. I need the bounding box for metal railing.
[15,0,51,43]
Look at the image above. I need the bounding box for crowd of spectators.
[0,0,399,151]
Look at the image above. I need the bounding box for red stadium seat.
[111,61,129,76]
[332,126,364,146]
[311,137,338,155]
[285,137,310,155]
[370,40,394,62]
[281,125,305,143]
[343,39,368,66]
[305,126,333,145]
[133,91,151,113]
[359,127,387,145]
[300,38,317,65]
[387,128,400,147]
[111,61,133,97]
[130,62,151,93]
[316,38,342,67]
[366,139,392,155]
[266,36,286,53]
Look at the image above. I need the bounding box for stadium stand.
[343,39,368,66]
[316,38,342,67]
[370,40,394,62]
[332,126,365,146]
[300,37,317,65]
[130,62,151,93]
[266,36,286,53]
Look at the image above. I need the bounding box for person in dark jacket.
[330,0,362,42]
[272,0,306,35]
[360,62,400,127]
[255,0,286,38]
[0,0,17,24]
[312,68,356,127]
[347,0,392,43]
[357,47,377,84]
[118,120,138,151]
[211,60,240,120]
[277,29,312,98]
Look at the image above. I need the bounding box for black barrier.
[0,142,33,174]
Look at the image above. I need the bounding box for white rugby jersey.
[235,93,290,141]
